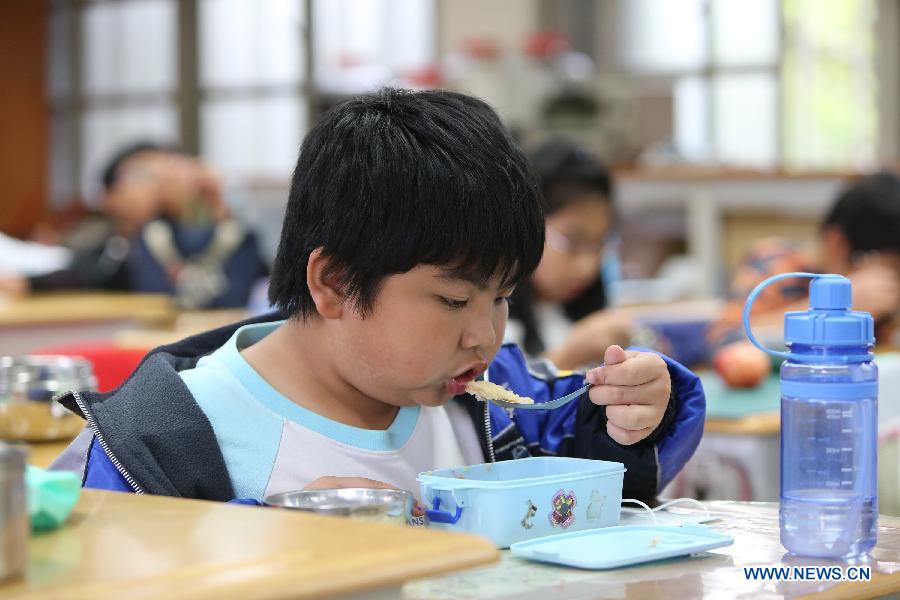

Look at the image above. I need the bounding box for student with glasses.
[507,137,633,369]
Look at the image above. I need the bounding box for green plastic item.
[25,465,81,532]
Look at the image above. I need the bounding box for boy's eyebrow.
[434,270,515,293]
[434,271,486,290]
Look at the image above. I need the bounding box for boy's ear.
[307,248,345,319]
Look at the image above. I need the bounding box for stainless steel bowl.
[264,488,413,526]
[0,355,96,441]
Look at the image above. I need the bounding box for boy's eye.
[496,295,512,305]
[440,297,468,310]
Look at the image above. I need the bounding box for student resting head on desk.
[50,89,705,509]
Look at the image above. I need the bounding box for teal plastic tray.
[701,373,781,419]
[510,523,733,569]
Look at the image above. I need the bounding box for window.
[79,0,179,201]
[48,0,437,207]
[48,0,312,206]
[199,0,308,178]
[618,0,780,168]
[782,0,877,170]
[616,0,878,170]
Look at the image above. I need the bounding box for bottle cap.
[784,276,874,346]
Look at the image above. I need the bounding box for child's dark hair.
[101,141,164,191]
[269,88,545,319]
[510,137,615,355]
[823,171,900,254]
[529,137,614,214]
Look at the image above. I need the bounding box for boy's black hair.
[510,137,614,356]
[269,88,545,319]
[823,171,900,254]
[101,141,164,191]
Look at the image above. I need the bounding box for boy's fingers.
[587,352,668,387]
[589,375,670,406]
[606,403,666,432]
[606,421,654,445]
[603,344,628,366]
[585,348,638,385]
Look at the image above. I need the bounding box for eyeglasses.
[545,225,606,257]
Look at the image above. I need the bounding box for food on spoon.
[465,381,535,404]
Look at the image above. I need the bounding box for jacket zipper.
[483,398,496,462]
[72,391,145,494]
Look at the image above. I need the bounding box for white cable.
[653,497,711,520]
[621,498,656,524]
[621,497,712,524]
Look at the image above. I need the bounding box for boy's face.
[331,265,513,408]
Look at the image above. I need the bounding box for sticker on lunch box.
[521,500,537,529]
[586,490,606,521]
[549,490,576,529]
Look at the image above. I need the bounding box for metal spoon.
[470,383,591,411]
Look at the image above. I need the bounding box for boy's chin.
[383,391,450,409]
[410,389,454,408]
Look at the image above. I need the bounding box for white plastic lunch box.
[417,456,625,548]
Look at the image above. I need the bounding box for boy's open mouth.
[446,365,485,396]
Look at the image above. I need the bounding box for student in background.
[0,142,269,309]
[125,147,269,309]
[710,171,900,349]
[507,138,632,370]
[51,89,705,506]
[0,142,164,295]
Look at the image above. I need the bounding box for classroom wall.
[0,0,48,237]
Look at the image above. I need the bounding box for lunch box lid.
[418,457,626,490]
[510,523,733,569]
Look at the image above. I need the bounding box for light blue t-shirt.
[179,322,483,500]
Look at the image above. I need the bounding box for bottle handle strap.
[742,272,842,361]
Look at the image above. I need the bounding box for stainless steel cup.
[0,443,27,581]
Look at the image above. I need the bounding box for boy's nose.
[461,313,497,351]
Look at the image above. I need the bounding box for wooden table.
[405,501,900,599]
[112,308,250,350]
[0,292,175,355]
[1,490,498,599]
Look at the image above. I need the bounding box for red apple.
[713,342,771,388]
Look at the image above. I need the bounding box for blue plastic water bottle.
[743,272,878,558]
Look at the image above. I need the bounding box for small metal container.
[0,356,96,442]
[264,488,413,526]
[0,443,27,581]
